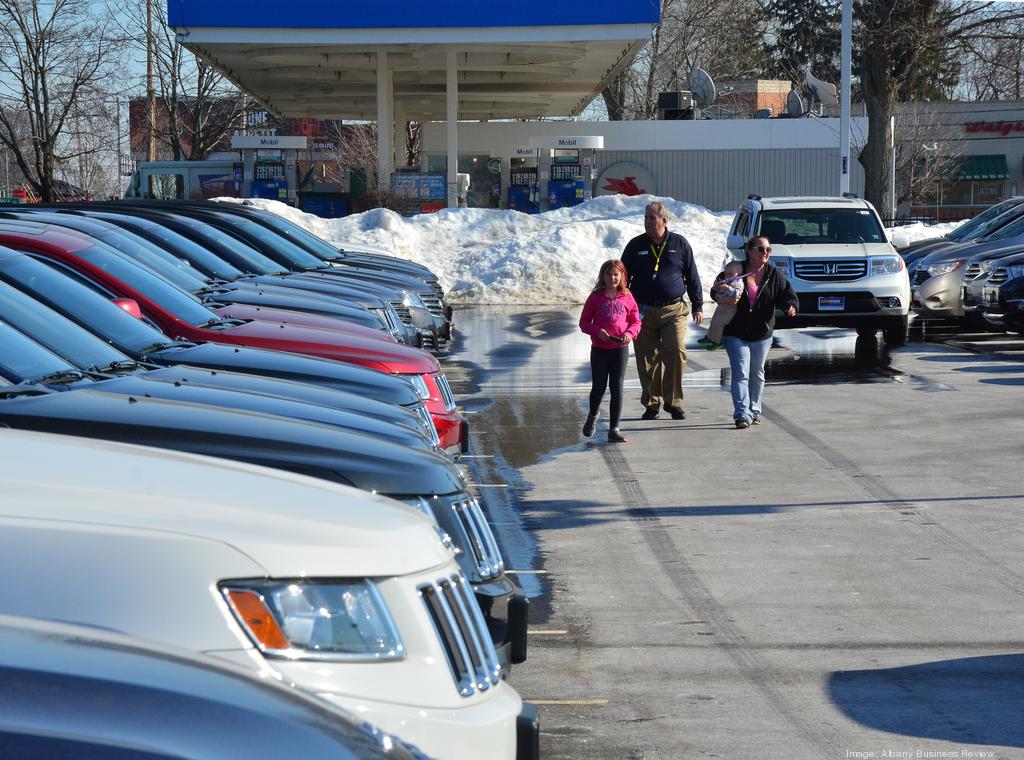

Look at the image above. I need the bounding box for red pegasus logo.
[602,176,645,196]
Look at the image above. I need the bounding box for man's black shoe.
[641,407,660,421]
[668,408,686,420]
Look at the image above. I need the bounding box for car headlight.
[926,260,963,277]
[403,290,427,309]
[221,580,404,661]
[869,256,903,276]
[392,495,441,526]
[772,258,790,276]
[404,373,431,401]
[1009,264,1024,279]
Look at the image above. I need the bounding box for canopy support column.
[446,50,458,208]
[376,50,393,197]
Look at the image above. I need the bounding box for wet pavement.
[448,306,1024,760]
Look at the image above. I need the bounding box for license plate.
[818,296,845,311]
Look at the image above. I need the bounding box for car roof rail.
[842,192,859,199]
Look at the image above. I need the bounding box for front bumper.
[431,407,467,456]
[472,576,529,672]
[317,682,524,760]
[912,270,966,319]
[775,289,907,329]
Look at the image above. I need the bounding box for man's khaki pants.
[634,300,689,412]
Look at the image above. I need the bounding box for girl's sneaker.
[583,412,599,438]
[608,428,628,443]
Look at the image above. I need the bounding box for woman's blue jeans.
[723,335,773,423]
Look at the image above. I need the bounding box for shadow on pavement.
[828,654,1024,748]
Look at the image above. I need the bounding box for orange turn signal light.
[225,589,289,650]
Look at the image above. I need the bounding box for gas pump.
[506,146,539,214]
[529,136,603,212]
[230,135,307,203]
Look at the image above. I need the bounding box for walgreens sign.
[965,121,1024,136]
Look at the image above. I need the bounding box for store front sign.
[965,121,1024,137]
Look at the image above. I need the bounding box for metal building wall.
[596,148,865,212]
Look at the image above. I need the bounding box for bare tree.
[858,0,1024,214]
[892,106,965,215]
[602,0,768,120]
[0,0,122,202]
[113,0,246,160]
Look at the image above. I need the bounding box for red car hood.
[218,319,439,374]
[210,303,395,343]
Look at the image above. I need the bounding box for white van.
[727,195,912,345]
[0,429,536,760]
[125,160,241,200]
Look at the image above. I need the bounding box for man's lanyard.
[649,240,667,280]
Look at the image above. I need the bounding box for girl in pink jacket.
[578,259,642,443]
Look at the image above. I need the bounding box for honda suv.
[727,195,911,345]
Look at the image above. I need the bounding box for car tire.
[856,326,877,338]
[882,316,910,346]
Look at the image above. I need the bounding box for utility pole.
[839,0,851,196]
[146,0,157,162]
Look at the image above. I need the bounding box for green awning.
[957,154,1009,181]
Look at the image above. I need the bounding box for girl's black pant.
[589,345,629,428]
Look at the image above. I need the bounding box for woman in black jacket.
[717,235,798,429]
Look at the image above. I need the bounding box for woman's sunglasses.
[750,245,771,254]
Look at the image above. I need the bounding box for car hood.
[0,390,463,495]
[203,285,386,329]
[223,319,439,373]
[147,343,421,406]
[210,302,394,342]
[88,374,431,450]
[143,364,426,431]
[772,241,897,258]
[245,274,392,306]
[918,236,1024,267]
[0,428,453,578]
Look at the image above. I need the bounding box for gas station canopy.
[169,1,659,120]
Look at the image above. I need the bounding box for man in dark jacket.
[620,201,704,420]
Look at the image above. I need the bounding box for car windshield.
[0,279,132,370]
[85,229,210,292]
[90,212,247,280]
[244,209,343,261]
[206,213,326,269]
[0,254,176,355]
[951,198,1024,242]
[0,320,79,383]
[149,213,288,275]
[974,208,1024,243]
[70,245,219,327]
[757,208,885,245]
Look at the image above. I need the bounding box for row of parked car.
[901,196,1024,334]
[0,200,537,759]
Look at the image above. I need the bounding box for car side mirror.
[112,298,142,320]
[726,234,746,251]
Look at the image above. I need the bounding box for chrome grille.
[964,262,983,280]
[413,403,440,447]
[419,574,501,697]
[452,498,505,579]
[388,300,413,326]
[376,305,401,335]
[793,260,867,282]
[421,292,446,321]
[912,268,931,286]
[434,372,456,411]
[989,268,1009,286]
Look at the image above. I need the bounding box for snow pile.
[219,196,963,305]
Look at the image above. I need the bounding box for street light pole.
[146,0,156,162]
[839,0,852,196]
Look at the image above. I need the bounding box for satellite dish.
[786,89,805,117]
[805,69,838,107]
[688,68,717,109]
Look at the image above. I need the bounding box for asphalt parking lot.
[450,306,1024,760]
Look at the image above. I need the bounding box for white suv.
[0,429,532,760]
[727,196,911,345]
